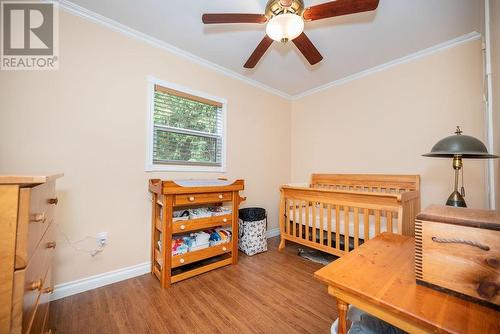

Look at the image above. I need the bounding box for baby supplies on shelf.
[173,210,190,222]
[209,206,232,216]
[189,208,213,219]
[171,229,233,255]
[209,228,232,246]
[172,237,189,256]
[173,207,233,222]
[189,231,211,251]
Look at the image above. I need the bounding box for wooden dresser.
[0,175,62,334]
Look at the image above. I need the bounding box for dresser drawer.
[22,222,55,331]
[28,268,52,334]
[15,182,57,270]
[174,192,231,206]
[10,269,26,333]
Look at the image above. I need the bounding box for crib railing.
[311,174,420,193]
[279,185,420,257]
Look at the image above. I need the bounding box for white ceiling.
[64,0,482,96]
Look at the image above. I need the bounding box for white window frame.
[145,76,227,173]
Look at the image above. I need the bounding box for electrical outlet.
[97,232,108,246]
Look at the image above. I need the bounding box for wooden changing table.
[314,233,500,334]
[149,179,245,288]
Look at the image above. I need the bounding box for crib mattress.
[288,207,397,240]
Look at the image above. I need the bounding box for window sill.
[145,164,227,173]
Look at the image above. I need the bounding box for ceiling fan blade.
[292,33,323,65]
[303,0,379,21]
[244,35,274,68]
[202,13,268,24]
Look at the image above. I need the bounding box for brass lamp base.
[446,190,467,208]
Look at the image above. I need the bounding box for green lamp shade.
[423,132,498,158]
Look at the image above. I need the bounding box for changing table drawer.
[172,214,232,234]
[174,192,232,206]
[172,244,231,268]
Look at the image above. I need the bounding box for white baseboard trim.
[51,262,150,301]
[266,227,281,238]
[52,231,281,301]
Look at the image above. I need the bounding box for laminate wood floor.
[49,237,338,334]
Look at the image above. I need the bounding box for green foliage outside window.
[153,91,222,165]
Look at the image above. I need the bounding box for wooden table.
[314,233,500,334]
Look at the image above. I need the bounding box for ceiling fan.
[202,0,380,68]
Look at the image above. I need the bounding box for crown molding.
[57,0,294,100]
[58,1,480,101]
[292,31,481,100]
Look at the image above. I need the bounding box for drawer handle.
[179,258,185,264]
[218,194,224,199]
[431,237,490,251]
[222,246,227,251]
[30,213,47,223]
[47,241,57,249]
[180,225,186,230]
[48,197,58,205]
[28,279,43,291]
[188,196,195,202]
[222,218,228,223]
[486,257,500,269]
[477,281,499,299]
[43,287,54,294]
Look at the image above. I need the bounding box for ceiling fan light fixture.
[266,13,304,43]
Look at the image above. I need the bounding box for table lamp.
[422,126,498,207]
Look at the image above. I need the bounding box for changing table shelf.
[149,179,245,288]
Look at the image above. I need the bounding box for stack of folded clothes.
[171,228,232,255]
[173,206,232,221]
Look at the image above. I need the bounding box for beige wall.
[0,11,491,287]
[0,12,291,284]
[490,0,500,210]
[291,39,487,210]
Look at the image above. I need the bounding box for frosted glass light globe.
[266,13,304,43]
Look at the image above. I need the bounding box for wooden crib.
[278,174,421,257]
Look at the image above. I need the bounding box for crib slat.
[344,206,349,252]
[298,201,303,239]
[319,203,324,245]
[292,199,296,236]
[354,208,359,248]
[302,201,308,241]
[312,202,317,243]
[364,208,369,240]
[285,199,290,236]
[290,200,302,236]
[375,210,381,235]
[327,204,332,247]
[387,211,393,233]
[335,205,340,250]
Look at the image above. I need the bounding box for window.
[146,78,227,172]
